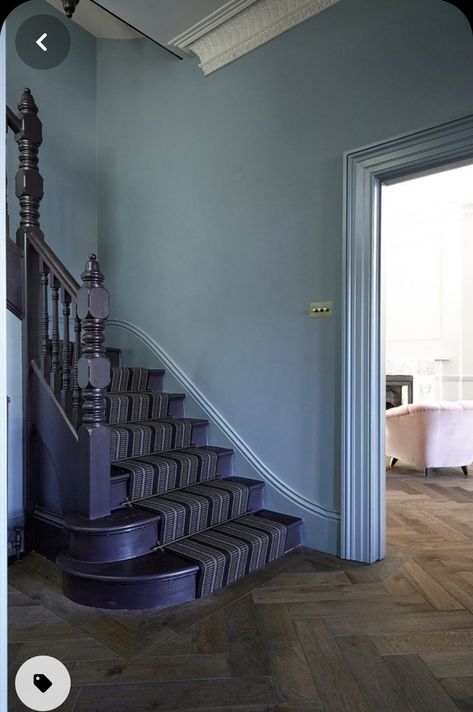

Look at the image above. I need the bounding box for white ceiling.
[95,0,228,43]
[47,0,232,54]
[46,0,140,40]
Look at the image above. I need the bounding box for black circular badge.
[15,15,71,70]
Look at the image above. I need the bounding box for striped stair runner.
[105,391,170,424]
[135,479,250,544]
[166,514,287,597]
[113,447,219,500]
[94,365,301,603]
[110,418,193,460]
[108,367,150,393]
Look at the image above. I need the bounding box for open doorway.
[342,115,473,563]
[382,164,473,550]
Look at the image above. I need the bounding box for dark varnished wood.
[14,88,43,247]
[76,254,111,519]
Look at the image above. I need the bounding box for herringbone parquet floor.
[8,463,473,711]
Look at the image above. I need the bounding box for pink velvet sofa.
[386,401,473,476]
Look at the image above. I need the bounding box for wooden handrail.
[6,105,21,134]
[28,231,80,297]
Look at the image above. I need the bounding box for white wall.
[383,164,473,402]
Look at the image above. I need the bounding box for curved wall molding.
[170,0,341,75]
[108,318,341,523]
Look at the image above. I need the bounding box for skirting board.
[107,319,341,555]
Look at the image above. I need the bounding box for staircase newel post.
[76,254,111,520]
[15,88,44,247]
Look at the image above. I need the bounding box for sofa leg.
[424,468,429,478]
[461,466,468,477]
[390,457,398,468]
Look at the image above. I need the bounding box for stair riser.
[68,519,159,564]
[168,394,185,418]
[147,370,164,391]
[62,569,197,610]
[110,448,232,510]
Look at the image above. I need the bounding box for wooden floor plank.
[254,603,298,644]
[73,677,277,712]
[268,641,322,707]
[335,635,413,712]
[385,653,459,712]
[294,618,370,712]
[253,582,388,604]
[70,654,231,685]
[259,571,352,588]
[191,610,227,655]
[224,595,271,678]
[421,650,473,678]
[372,629,473,655]
[440,677,473,712]
[400,560,464,611]
[326,610,473,637]
[288,594,432,618]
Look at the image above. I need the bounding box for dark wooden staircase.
[6,89,302,610]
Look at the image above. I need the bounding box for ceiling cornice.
[170,0,341,75]
[170,0,260,50]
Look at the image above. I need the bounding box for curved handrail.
[28,231,80,297]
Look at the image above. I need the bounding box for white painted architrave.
[342,115,473,563]
[170,0,341,75]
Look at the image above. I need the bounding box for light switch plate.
[309,301,332,318]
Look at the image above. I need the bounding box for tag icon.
[33,673,53,693]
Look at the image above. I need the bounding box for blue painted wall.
[96,0,473,551]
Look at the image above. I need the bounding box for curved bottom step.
[58,549,199,610]
[58,511,302,610]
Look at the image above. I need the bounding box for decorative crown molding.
[170,0,341,75]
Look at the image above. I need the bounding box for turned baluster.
[14,88,44,247]
[61,289,72,411]
[40,264,51,377]
[50,277,61,394]
[72,315,82,428]
[77,254,111,519]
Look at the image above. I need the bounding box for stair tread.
[254,509,303,527]
[166,512,291,597]
[109,418,208,462]
[64,507,159,533]
[110,417,208,428]
[58,549,199,582]
[133,477,263,545]
[111,444,230,470]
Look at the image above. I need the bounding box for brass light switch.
[309,301,332,318]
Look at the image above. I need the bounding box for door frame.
[341,114,473,563]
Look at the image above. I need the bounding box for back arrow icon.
[36,33,48,51]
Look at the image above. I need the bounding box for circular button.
[15,656,71,711]
[15,15,71,70]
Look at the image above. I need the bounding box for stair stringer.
[29,360,80,557]
[106,319,341,555]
